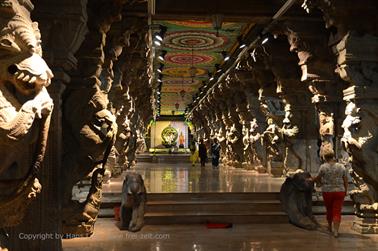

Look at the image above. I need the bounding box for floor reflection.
[103,163,285,193]
[63,217,378,251]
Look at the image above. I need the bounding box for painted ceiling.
[153,20,247,116]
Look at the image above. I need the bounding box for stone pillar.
[208,88,228,163]
[2,0,87,249]
[61,0,125,237]
[258,38,311,175]
[301,0,378,233]
[278,20,346,165]
[336,33,378,234]
[226,79,247,168]
[233,67,266,170]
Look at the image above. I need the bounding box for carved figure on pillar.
[249,118,264,171]
[318,111,334,160]
[62,85,117,236]
[242,122,252,166]
[216,123,227,163]
[222,113,235,165]
[262,117,282,175]
[136,129,146,153]
[116,119,132,169]
[300,0,378,233]
[278,19,344,165]
[341,102,361,150]
[281,104,301,175]
[0,0,54,228]
[227,123,243,168]
[337,34,378,231]
[61,0,123,236]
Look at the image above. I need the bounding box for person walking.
[311,148,348,237]
[211,138,221,169]
[198,139,207,167]
[189,139,199,166]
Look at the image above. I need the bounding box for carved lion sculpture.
[0,0,53,227]
[120,172,146,232]
[280,171,319,230]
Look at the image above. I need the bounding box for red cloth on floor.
[206,223,233,229]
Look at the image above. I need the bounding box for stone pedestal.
[271,161,284,177]
[232,161,243,169]
[242,162,254,170]
[352,217,378,234]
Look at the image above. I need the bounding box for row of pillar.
[0,0,152,250]
[191,0,378,233]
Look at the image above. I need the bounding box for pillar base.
[232,161,243,168]
[255,165,267,174]
[271,161,284,177]
[242,162,254,170]
[352,216,378,234]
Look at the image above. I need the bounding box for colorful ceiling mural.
[153,20,247,116]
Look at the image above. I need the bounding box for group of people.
[189,138,221,168]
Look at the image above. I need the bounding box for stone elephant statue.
[280,171,319,230]
[120,173,147,232]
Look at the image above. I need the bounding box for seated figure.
[120,173,147,232]
[280,171,319,230]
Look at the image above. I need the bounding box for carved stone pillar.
[233,67,266,170]
[216,82,237,166]
[226,79,246,168]
[209,88,228,163]
[337,33,378,234]
[0,0,67,250]
[203,98,217,139]
[197,104,212,140]
[259,90,284,176]
[192,108,209,139]
[61,0,125,237]
[243,52,285,175]
[275,20,345,166]
[259,38,309,175]
[301,0,378,233]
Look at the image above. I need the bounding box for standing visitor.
[211,138,221,169]
[189,139,199,166]
[198,139,207,167]
[179,132,185,148]
[310,149,348,237]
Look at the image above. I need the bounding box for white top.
[317,162,347,192]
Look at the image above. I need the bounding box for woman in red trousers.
[311,149,348,237]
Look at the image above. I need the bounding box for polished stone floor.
[63,217,378,251]
[103,162,285,193]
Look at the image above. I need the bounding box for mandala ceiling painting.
[164,31,228,51]
[154,20,246,115]
[165,53,215,66]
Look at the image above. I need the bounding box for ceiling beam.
[123,0,314,22]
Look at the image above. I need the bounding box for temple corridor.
[0,0,377,250]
